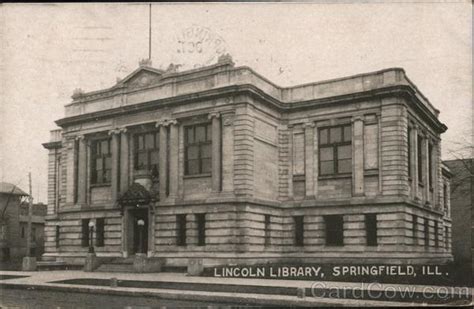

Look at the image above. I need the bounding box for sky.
[0,2,472,203]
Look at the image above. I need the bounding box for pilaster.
[209,112,222,193]
[168,119,179,199]
[119,127,129,195]
[352,116,364,196]
[109,129,121,205]
[76,135,87,205]
[303,121,315,198]
[156,121,169,200]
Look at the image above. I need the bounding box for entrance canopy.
[117,182,158,211]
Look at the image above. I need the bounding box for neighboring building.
[0,182,46,261]
[42,55,451,268]
[443,159,473,277]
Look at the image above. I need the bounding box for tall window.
[21,226,25,238]
[324,215,344,246]
[264,215,271,247]
[96,218,105,247]
[407,127,412,178]
[443,184,448,212]
[424,218,429,248]
[319,125,352,175]
[365,214,377,246]
[196,213,206,246]
[428,143,433,190]
[134,131,160,180]
[185,124,212,175]
[294,216,304,247]
[177,214,187,246]
[434,220,439,248]
[81,219,90,247]
[91,139,112,185]
[417,135,423,182]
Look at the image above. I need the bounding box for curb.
[0,282,404,307]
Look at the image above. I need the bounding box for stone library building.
[42,55,452,270]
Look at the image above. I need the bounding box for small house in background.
[0,182,46,263]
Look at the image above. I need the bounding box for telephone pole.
[26,172,32,257]
[22,172,36,270]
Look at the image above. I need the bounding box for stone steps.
[37,261,73,271]
[95,263,135,273]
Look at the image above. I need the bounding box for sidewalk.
[0,270,472,307]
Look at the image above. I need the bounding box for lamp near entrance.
[88,221,95,254]
[137,219,145,254]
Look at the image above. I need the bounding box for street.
[0,287,254,308]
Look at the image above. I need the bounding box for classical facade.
[42,55,452,268]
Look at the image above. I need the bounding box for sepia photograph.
[0,1,472,308]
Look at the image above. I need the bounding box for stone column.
[304,122,314,198]
[76,135,87,205]
[424,136,431,206]
[352,116,365,196]
[420,133,428,204]
[221,113,235,194]
[66,137,77,205]
[209,112,222,193]
[119,128,129,195]
[109,129,120,205]
[168,120,179,199]
[409,125,416,199]
[313,124,319,197]
[157,121,168,200]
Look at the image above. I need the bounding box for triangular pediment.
[116,67,165,90]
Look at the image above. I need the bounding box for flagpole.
[148,3,152,60]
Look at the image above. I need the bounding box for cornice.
[56,84,447,134]
[42,141,62,149]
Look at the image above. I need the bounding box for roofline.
[55,83,447,133]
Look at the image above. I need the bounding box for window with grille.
[445,226,449,250]
[294,216,304,247]
[319,125,352,175]
[196,213,206,246]
[424,218,430,247]
[365,214,377,246]
[55,225,60,248]
[264,215,271,247]
[91,139,112,185]
[412,214,418,245]
[177,214,187,246]
[184,124,212,175]
[134,131,160,180]
[443,184,448,212]
[81,219,90,247]
[324,215,344,246]
[96,218,105,247]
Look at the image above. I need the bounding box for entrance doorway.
[129,209,148,255]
